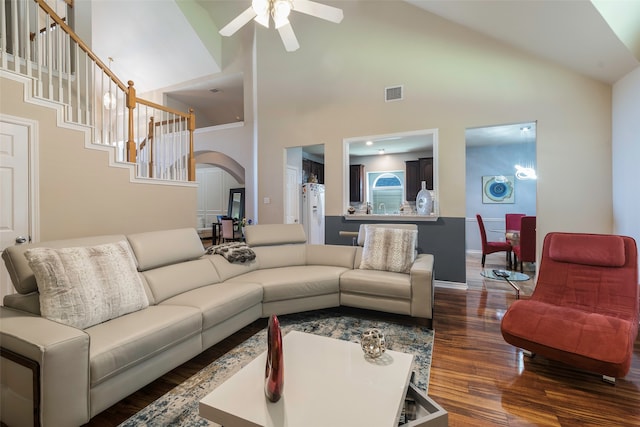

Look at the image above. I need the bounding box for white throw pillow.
[359,226,418,273]
[25,240,149,329]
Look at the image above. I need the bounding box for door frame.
[0,114,39,242]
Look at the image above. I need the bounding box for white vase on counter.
[416,181,432,215]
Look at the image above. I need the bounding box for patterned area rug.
[120,310,434,426]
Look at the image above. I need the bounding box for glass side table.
[480,269,529,299]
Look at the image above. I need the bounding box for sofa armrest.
[1,307,90,426]
[409,254,435,319]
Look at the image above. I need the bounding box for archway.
[194,150,245,184]
[194,150,246,234]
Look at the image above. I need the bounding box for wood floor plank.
[85,252,640,426]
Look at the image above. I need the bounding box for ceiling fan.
[219,0,344,52]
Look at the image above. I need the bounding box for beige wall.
[1,75,197,241]
[612,65,640,275]
[254,0,613,245]
[193,22,257,221]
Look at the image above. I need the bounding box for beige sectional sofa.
[0,223,434,426]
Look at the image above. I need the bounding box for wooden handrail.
[136,98,192,119]
[35,0,127,92]
[26,0,196,181]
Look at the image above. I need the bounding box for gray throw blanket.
[206,242,256,263]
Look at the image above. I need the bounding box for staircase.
[1,0,196,183]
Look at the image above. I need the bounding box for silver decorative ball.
[361,328,386,358]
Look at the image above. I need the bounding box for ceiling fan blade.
[278,23,300,52]
[219,6,257,37]
[293,0,344,23]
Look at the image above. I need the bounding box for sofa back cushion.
[243,224,307,269]
[244,224,307,246]
[2,234,127,295]
[252,245,307,269]
[127,228,204,271]
[142,258,221,303]
[207,254,259,282]
[24,241,149,329]
[306,244,356,269]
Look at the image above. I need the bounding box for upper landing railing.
[0,0,196,181]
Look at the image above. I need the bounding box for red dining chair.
[221,218,243,242]
[505,213,526,232]
[513,216,536,272]
[476,214,512,268]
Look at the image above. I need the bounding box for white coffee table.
[199,330,414,427]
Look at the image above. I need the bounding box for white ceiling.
[90,0,638,139]
[406,0,639,85]
[90,0,220,94]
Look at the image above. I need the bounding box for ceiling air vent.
[385,85,403,102]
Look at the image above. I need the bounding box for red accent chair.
[501,232,639,383]
[513,216,536,272]
[476,214,512,268]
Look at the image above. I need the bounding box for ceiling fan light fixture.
[221,0,343,51]
[274,16,289,29]
[254,11,270,28]
[252,0,270,16]
[273,1,292,28]
[273,0,292,22]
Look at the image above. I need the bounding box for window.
[368,172,404,214]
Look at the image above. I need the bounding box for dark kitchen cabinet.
[405,157,433,201]
[350,164,365,203]
[302,159,324,184]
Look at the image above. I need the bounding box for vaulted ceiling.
[90,0,639,133]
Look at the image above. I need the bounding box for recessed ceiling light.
[378,149,385,155]
[209,88,221,93]
[520,126,531,132]
[366,141,373,146]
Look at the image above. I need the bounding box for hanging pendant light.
[103,57,116,110]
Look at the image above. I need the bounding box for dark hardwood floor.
[87,250,640,426]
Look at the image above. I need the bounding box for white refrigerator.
[301,183,325,244]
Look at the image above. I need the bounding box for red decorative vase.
[264,314,284,402]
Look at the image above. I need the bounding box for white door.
[0,120,31,300]
[285,166,299,224]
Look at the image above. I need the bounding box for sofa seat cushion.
[340,269,411,299]
[161,282,263,329]
[86,305,202,387]
[227,266,345,302]
[501,300,636,366]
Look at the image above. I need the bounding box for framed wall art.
[482,175,515,204]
